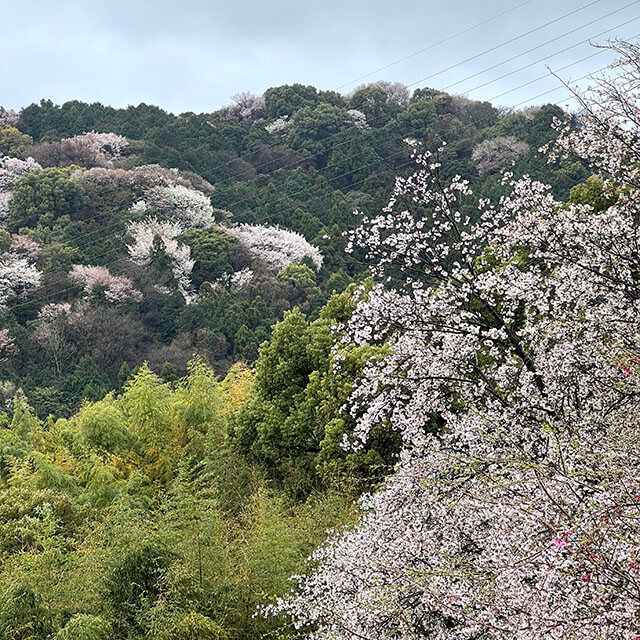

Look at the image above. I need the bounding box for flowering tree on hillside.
[224,224,323,272]
[0,108,19,128]
[351,81,411,107]
[0,157,43,223]
[31,131,129,168]
[273,42,640,640]
[230,91,267,120]
[472,135,530,174]
[0,193,10,221]
[0,156,42,193]
[68,265,142,304]
[0,251,41,307]
[265,116,292,135]
[127,217,195,301]
[347,109,370,130]
[143,184,215,229]
[10,234,41,258]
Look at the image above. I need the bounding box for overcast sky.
[2,0,639,114]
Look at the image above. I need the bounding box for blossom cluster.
[0,328,16,360]
[274,43,640,640]
[0,155,42,226]
[223,223,323,271]
[68,264,142,304]
[74,131,129,162]
[471,135,529,174]
[142,184,215,229]
[230,91,267,120]
[265,116,292,135]
[213,267,255,292]
[347,109,370,130]
[0,193,10,221]
[31,132,129,168]
[0,107,20,128]
[10,234,41,258]
[350,81,411,106]
[0,156,42,194]
[37,301,73,322]
[0,251,41,307]
[126,217,195,301]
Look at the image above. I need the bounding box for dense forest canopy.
[1,38,635,639]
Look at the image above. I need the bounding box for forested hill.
[0,84,589,418]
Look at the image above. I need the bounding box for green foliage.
[54,615,112,640]
[18,98,173,140]
[0,359,357,640]
[181,227,238,288]
[0,127,33,157]
[349,86,400,127]
[390,99,437,138]
[569,175,619,212]
[232,290,401,497]
[8,167,87,230]
[287,103,352,167]
[0,90,580,423]
[0,83,599,640]
[411,87,442,102]
[264,84,319,118]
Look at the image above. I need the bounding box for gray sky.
[2,0,639,114]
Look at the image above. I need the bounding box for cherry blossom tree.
[224,223,323,271]
[0,156,42,192]
[351,81,411,106]
[230,91,267,120]
[142,183,215,229]
[347,109,370,130]
[126,217,195,301]
[31,131,129,168]
[472,135,530,174]
[212,267,255,292]
[0,251,41,307]
[130,164,215,196]
[0,328,16,361]
[518,105,542,121]
[68,264,142,304]
[0,192,10,222]
[0,166,43,297]
[265,115,292,135]
[10,234,40,258]
[273,42,640,640]
[0,156,42,223]
[0,108,20,127]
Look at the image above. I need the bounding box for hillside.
[0,84,589,417]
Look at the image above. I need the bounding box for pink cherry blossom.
[68,264,142,304]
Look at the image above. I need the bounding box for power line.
[509,61,613,108]
[486,48,606,103]
[253,6,631,182]
[7,20,637,307]
[441,3,640,94]
[335,0,537,90]
[6,48,626,316]
[8,49,622,306]
[406,0,603,88]
[9,125,411,261]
